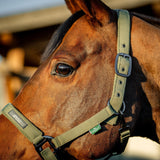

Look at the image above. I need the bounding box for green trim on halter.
[1,9,131,160]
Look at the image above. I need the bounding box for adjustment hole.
[122,44,126,48]
[122,68,125,72]
[117,93,120,97]
[119,80,122,84]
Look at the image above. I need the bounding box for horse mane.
[132,12,160,28]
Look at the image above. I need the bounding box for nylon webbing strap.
[52,106,116,148]
[1,103,44,144]
[41,147,57,160]
[117,10,130,54]
[109,10,131,125]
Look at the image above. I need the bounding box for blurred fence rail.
[0,5,71,33]
[103,0,160,9]
[0,0,160,33]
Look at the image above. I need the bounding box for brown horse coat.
[0,0,159,159]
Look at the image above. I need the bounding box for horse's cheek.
[66,125,120,159]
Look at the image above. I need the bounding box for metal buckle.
[119,125,130,144]
[115,53,132,77]
[34,136,57,156]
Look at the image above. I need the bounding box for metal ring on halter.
[107,99,126,115]
[119,101,126,115]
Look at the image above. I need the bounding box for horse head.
[0,0,159,159]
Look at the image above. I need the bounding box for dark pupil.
[56,63,73,76]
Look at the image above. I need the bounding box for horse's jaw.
[0,115,40,159]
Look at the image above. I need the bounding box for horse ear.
[65,0,92,16]
[65,0,113,24]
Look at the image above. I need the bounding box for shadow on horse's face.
[1,0,159,160]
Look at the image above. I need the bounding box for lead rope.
[1,9,131,160]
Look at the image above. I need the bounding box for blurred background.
[0,0,160,107]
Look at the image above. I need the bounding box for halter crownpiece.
[1,10,132,160]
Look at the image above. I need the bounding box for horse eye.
[53,63,74,77]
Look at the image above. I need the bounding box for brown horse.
[0,0,160,159]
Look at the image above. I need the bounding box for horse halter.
[1,10,132,160]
